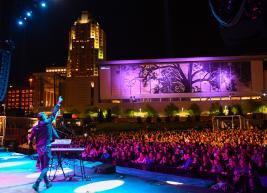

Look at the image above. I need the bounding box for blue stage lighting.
[26,168,73,179]
[17,20,24,26]
[40,2,47,8]
[0,161,30,168]
[26,11,32,17]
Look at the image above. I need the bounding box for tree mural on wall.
[138,62,250,94]
[120,64,141,95]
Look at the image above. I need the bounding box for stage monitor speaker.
[63,113,72,119]
[95,164,116,174]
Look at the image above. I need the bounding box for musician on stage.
[29,96,63,192]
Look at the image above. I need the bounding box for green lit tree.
[84,106,98,117]
[243,99,262,114]
[210,102,223,115]
[124,108,134,117]
[111,105,121,116]
[188,103,201,116]
[164,103,179,117]
[145,104,158,117]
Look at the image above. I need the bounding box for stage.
[0,151,221,193]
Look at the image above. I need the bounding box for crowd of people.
[68,127,266,192]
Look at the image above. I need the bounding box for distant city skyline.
[0,0,267,86]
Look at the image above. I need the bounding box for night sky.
[1,0,267,86]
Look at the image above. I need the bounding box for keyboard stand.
[79,158,91,181]
[48,149,90,181]
[48,151,66,181]
[71,153,90,181]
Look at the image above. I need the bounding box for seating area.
[68,127,266,192]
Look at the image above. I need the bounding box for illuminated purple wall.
[100,58,252,100]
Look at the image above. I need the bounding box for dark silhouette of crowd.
[69,127,266,192]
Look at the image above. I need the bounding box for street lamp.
[28,77,33,88]
[261,90,267,101]
[130,96,136,110]
[1,104,5,116]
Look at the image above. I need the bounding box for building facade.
[46,66,67,76]
[67,11,106,77]
[99,55,267,115]
[4,86,34,115]
[32,72,63,113]
[61,11,105,116]
[62,76,98,115]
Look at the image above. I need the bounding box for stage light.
[26,11,32,17]
[74,180,125,193]
[166,180,183,185]
[17,19,24,26]
[40,2,47,8]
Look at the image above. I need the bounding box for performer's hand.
[57,96,63,104]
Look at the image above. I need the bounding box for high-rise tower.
[67,11,106,77]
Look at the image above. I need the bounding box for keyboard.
[51,139,72,145]
[51,147,85,152]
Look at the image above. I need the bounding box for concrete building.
[99,55,267,116]
[46,66,67,76]
[31,11,105,116]
[63,76,98,115]
[67,11,106,77]
[59,11,105,116]
[32,72,63,113]
[4,86,34,115]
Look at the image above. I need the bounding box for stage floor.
[0,152,219,193]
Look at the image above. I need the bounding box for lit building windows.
[67,11,105,77]
[231,97,240,100]
[4,87,34,114]
[252,96,260,99]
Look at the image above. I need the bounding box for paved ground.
[0,152,222,193]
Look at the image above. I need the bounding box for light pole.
[130,96,136,111]
[1,104,5,116]
[28,77,33,88]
